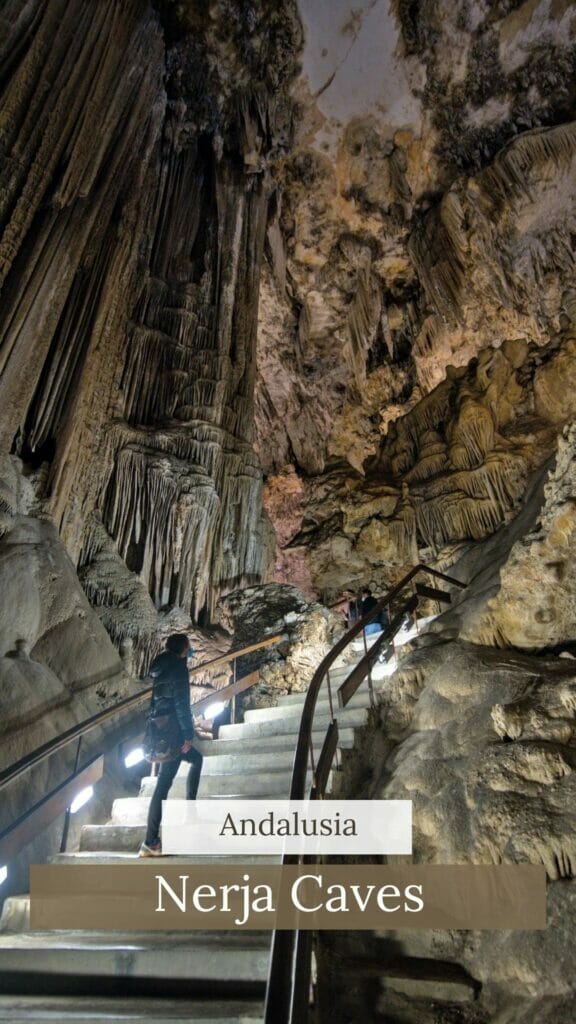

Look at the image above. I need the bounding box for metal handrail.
[287,565,462,802]
[0,634,283,867]
[264,564,466,1024]
[0,633,282,791]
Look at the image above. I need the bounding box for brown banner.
[30,864,546,931]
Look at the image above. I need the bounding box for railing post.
[60,736,82,853]
[326,668,334,721]
[362,621,375,709]
[326,668,340,770]
[408,578,417,635]
[231,657,237,725]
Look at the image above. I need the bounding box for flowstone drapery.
[0,0,301,655]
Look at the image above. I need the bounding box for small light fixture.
[0,866,7,886]
[124,747,145,768]
[202,701,227,721]
[70,786,94,814]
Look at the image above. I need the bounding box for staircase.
[0,569,464,1024]
[0,628,405,1023]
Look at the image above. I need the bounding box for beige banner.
[30,864,546,931]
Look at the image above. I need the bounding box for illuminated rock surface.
[0,1,576,1022]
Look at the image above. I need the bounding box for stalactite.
[99,93,287,618]
[0,0,165,449]
[78,515,157,644]
[345,261,381,400]
[0,0,300,642]
[410,122,576,322]
[481,122,576,209]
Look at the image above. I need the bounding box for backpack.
[143,711,182,763]
[142,652,185,763]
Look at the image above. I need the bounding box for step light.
[124,747,145,768]
[202,701,227,721]
[70,786,94,814]
[0,866,7,886]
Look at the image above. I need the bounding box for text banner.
[30,864,546,931]
[161,799,413,855]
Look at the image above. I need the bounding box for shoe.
[139,841,162,858]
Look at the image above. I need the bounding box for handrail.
[188,634,284,677]
[264,564,466,1024]
[0,669,263,866]
[288,564,463,802]
[0,634,283,870]
[0,633,282,791]
[0,755,104,864]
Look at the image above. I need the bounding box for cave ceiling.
[0,0,575,660]
[255,0,576,598]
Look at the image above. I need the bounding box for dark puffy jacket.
[148,651,194,742]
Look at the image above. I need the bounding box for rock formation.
[218,582,344,709]
[1,2,576,1020]
[0,0,301,676]
[256,0,576,601]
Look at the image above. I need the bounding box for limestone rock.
[465,421,576,649]
[219,582,343,708]
[325,635,576,1020]
[0,511,127,774]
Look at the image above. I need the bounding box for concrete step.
[276,677,366,706]
[275,660,398,711]
[80,823,147,852]
[0,931,270,984]
[0,897,29,934]
[0,994,264,1022]
[218,706,369,740]
[55,852,280,866]
[1,849,282,933]
[111,794,321,827]
[353,955,479,1006]
[243,687,375,722]
[140,767,321,799]
[77,824,283,855]
[382,973,477,1002]
[195,727,356,755]
[178,748,297,775]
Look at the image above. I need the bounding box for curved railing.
[264,564,466,1024]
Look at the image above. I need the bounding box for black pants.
[145,746,203,846]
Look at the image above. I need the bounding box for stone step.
[81,823,145,852]
[243,687,375,722]
[0,897,29,934]
[0,931,270,984]
[358,955,480,1006]
[218,706,369,740]
[0,994,264,1022]
[381,972,477,1003]
[0,884,274,934]
[77,824,282,854]
[176,748,297,776]
[274,658,398,711]
[195,727,356,755]
[55,852,280,866]
[276,676,366,706]
[111,794,323,827]
[139,767,321,799]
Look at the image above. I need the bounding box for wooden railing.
[0,633,282,865]
[263,565,466,1024]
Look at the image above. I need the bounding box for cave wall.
[256,0,576,603]
[0,0,303,879]
[0,0,302,673]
